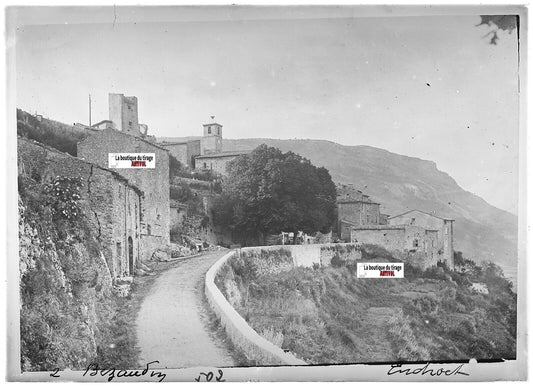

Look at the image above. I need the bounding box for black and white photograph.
[5,3,528,382]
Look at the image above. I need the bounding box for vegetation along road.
[136,250,236,369]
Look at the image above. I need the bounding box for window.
[208,126,211,134]
[413,238,419,248]
[127,105,132,110]
[411,217,416,225]
[203,162,207,169]
[147,225,151,235]
[116,242,122,257]
[217,127,220,135]
[128,121,132,127]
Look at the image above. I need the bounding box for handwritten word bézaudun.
[388,363,469,377]
[83,360,166,382]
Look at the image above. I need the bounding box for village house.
[387,209,454,267]
[159,139,201,169]
[78,94,171,263]
[18,136,142,280]
[350,225,441,269]
[195,150,250,175]
[159,118,250,176]
[336,184,454,269]
[336,184,387,240]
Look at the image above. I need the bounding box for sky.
[13,7,520,214]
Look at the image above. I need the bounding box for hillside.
[215,246,516,364]
[18,173,138,371]
[213,138,517,267]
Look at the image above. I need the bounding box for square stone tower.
[200,120,223,155]
[109,93,140,136]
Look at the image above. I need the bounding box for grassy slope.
[216,247,516,365]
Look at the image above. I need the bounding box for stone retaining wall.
[205,243,366,365]
[205,250,307,366]
[259,243,363,268]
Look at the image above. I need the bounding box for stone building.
[18,137,142,279]
[200,121,223,155]
[350,225,440,270]
[160,118,249,176]
[388,209,454,267]
[109,94,140,135]
[91,93,150,137]
[194,150,249,176]
[335,183,454,269]
[336,185,386,240]
[91,120,114,130]
[160,139,201,169]
[78,128,171,263]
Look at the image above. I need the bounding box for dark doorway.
[128,236,134,276]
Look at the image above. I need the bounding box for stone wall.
[350,225,440,270]
[238,248,294,277]
[239,243,363,269]
[161,142,189,167]
[78,128,170,262]
[18,137,142,279]
[205,250,307,366]
[388,210,454,267]
[200,134,222,155]
[337,200,382,240]
[187,140,201,168]
[195,154,243,176]
[319,244,362,266]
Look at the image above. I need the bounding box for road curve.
[136,250,236,369]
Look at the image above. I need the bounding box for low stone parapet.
[204,250,307,366]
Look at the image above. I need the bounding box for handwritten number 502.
[195,369,225,382]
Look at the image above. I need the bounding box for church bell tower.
[200,116,223,155]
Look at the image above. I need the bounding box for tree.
[168,155,183,179]
[477,15,518,45]
[211,144,337,245]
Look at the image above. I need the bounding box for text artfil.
[357,262,404,278]
[108,153,156,169]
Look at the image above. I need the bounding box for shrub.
[360,244,397,261]
[43,176,83,221]
[330,253,345,268]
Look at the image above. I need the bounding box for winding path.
[136,250,236,369]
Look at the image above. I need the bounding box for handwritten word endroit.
[388,363,469,377]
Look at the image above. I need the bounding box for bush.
[330,253,345,268]
[169,155,183,178]
[43,176,84,221]
[170,184,193,202]
[360,244,398,261]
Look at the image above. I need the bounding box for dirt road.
[136,250,236,369]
